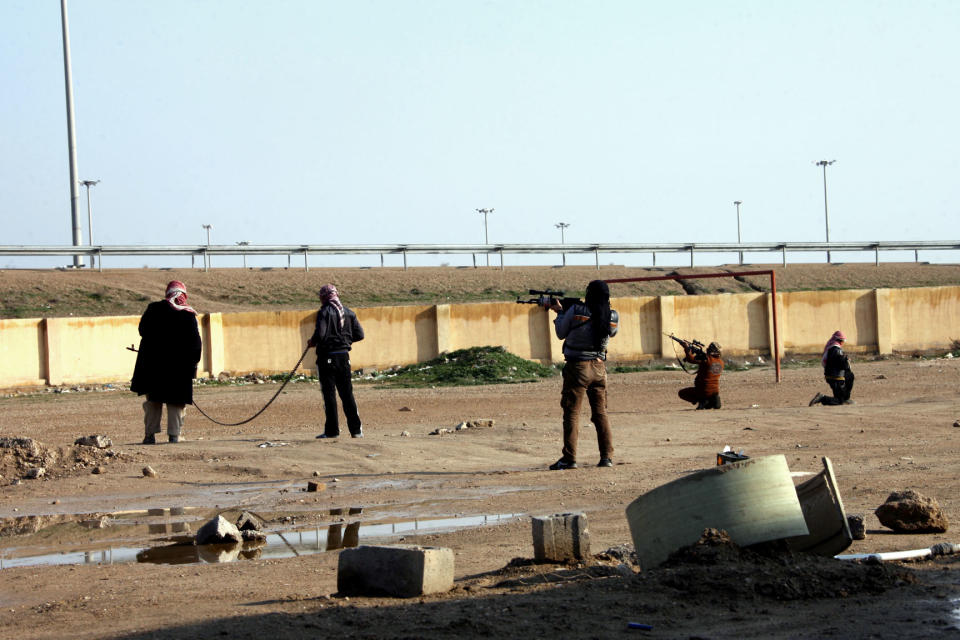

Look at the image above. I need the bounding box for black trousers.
[318,353,362,436]
[821,370,855,405]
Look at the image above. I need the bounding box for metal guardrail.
[1,241,958,271]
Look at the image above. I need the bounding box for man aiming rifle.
[667,334,724,410]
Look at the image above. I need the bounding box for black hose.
[191,345,312,427]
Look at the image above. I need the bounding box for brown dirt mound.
[0,436,130,482]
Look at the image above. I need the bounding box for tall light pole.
[555,222,570,266]
[81,180,99,268]
[476,208,494,267]
[733,201,742,265]
[815,159,836,263]
[60,0,83,267]
[202,224,212,270]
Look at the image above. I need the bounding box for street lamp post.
[237,241,249,268]
[815,160,836,263]
[476,208,494,267]
[555,222,570,266]
[81,179,99,268]
[202,224,212,270]
[60,0,83,268]
[733,200,742,265]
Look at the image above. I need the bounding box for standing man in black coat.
[131,280,202,444]
[308,284,365,439]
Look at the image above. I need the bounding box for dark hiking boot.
[316,434,339,439]
[808,392,824,406]
[351,431,363,438]
[168,435,182,443]
[142,434,156,445]
[549,458,577,470]
[597,458,613,468]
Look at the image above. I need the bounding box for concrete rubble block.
[337,545,454,598]
[195,514,243,545]
[74,435,112,448]
[0,437,42,458]
[142,466,157,477]
[875,489,949,533]
[532,512,590,562]
[235,511,264,531]
[25,467,45,479]
[307,481,326,492]
[847,514,866,540]
[625,454,809,571]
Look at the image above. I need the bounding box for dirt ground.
[2,353,960,639]
[4,261,960,318]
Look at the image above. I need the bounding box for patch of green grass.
[372,345,558,388]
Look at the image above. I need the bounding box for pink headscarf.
[822,330,845,365]
[165,280,196,315]
[319,284,344,327]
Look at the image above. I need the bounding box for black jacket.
[130,301,202,404]
[823,345,851,380]
[310,304,364,359]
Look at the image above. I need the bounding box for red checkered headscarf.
[165,280,196,315]
[319,284,344,327]
[822,330,845,365]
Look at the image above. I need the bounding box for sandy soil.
[2,352,960,639]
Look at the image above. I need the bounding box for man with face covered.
[546,280,619,470]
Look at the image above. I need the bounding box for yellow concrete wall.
[3,285,959,388]
[0,318,47,386]
[888,286,960,352]
[44,316,141,385]
[779,289,878,354]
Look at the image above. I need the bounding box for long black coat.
[130,301,202,405]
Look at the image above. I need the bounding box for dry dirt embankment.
[2,262,960,319]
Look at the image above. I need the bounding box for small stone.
[953,420,960,428]
[241,529,267,542]
[25,467,45,479]
[236,511,264,531]
[196,515,242,545]
[399,406,412,412]
[313,471,321,477]
[847,514,866,540]
[875,489,949,533]
[74,435,112,449]
[307,481,326,492]
[400,430,411,437]
[142,466,157,478]
[91,466,106,475]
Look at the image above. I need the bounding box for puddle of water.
[0,510,526,569]
[953,597,960,631]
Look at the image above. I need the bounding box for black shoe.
[142,434,156,445]
[809,392,824,407]
[168,435,182,443]
[316,434,339,439]
[549,458,577,470]
[351,431,363,438]
[597,458,613,468]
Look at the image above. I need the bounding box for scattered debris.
[142,466,157,477]
[716,445,749,465]
[875,489,949,533]
[786,458,853,556]
[837,541,960,563]
[74,435,112,449]
[431,419,495,435]
[257,441,290,448]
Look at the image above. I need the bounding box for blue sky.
[2,1,958,268]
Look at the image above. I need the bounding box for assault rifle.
[516,289,582,311]
[665,333,706,358]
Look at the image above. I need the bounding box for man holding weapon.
[521,282,619,470]
[667,334,724,409]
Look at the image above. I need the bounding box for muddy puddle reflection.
[1,508,525,569]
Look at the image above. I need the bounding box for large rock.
[875,489,949,533]
[195,515,243,545]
